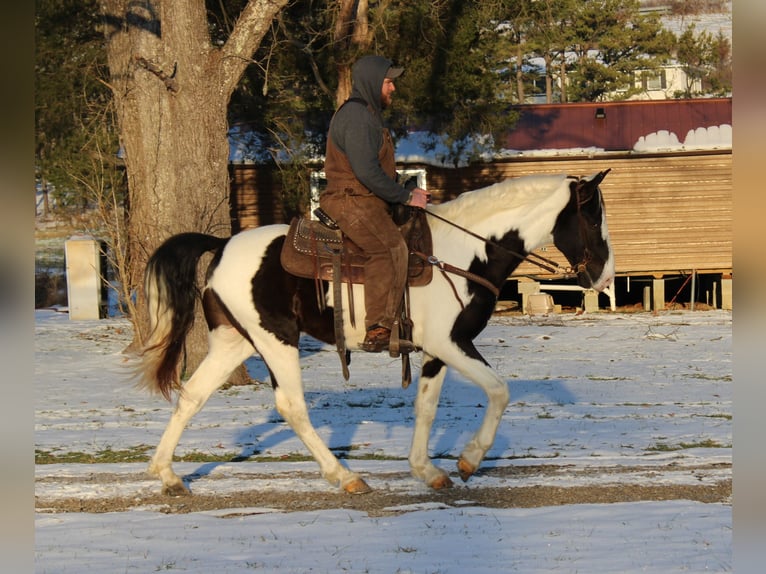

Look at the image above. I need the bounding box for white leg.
[264,339,370,494]
[149,326,254,496]
[447,350,510,481]
[408,353,453,489]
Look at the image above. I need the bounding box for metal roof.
[502,98,732,152]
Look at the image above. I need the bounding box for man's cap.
[385,66,404,79]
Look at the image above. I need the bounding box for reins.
[422,207,575,276]
[410,250,500,307]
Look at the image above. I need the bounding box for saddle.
[280,206,433,388]
[280,208,433,288]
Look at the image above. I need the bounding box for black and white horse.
[137,171,615,496]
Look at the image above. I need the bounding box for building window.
[641,70,667,91]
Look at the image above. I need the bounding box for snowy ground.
[35,308,732,573]
[660,1,733,44]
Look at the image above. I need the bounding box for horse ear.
[591,168,611,186]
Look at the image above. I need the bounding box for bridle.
[420,174,600,280]
[407,177,601,307]
[569,175,601,282]
[415,173,610,308]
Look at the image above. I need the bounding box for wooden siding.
[229,151,732,277]
[417,152,732,277]
[229,165,285,232]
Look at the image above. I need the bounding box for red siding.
[503,98,731,152]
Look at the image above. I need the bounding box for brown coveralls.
[320,126,408,332]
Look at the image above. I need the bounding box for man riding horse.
[319,55,430,353]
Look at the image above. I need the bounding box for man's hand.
[407,187,430,209]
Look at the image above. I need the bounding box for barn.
[229,98,732,312]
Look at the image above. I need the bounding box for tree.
[226,0,522,211]
[520,0,577,103]
[564,0,675,102]
[393,0,521,159]
[36,1,138,321]
[99,0,289,380]
[675,24,732,98]
[35,0,116,212]
[503,0,675,103]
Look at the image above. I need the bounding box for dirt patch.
[35,463,731,517]
[39,482,732,517]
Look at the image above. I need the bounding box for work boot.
[360,325,391,353]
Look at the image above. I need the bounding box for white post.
[721,276,732,310]
[65,236,102,320]
[517,280,540,315]
[652,278,665,311]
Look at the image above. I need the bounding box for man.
[320,55,430,353]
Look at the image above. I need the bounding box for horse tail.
[136,232,229,401]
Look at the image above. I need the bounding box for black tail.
[136,232,229,400]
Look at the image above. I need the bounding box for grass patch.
[338,452,404,461]
[35,445,153,464]
[36,447,407,465]
[647,438,729,452]
[620,402,661,407]
[682,373,733,382]
[174,452,248,463]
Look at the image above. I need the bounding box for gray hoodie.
[326,55,409,204]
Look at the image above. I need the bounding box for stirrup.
[389,339,414,358]
[360,326,391,353]
[388,319,413,358]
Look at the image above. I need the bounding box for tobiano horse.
[136,171,615,496]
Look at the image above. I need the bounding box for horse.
[136,170,615,496]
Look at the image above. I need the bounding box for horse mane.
[427,173,570,230]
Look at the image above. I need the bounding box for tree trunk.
[101,0,288,384]
[559,57,567,103]
[332,0,374,106]
[515,43,525,103]
[42,178,50,218]
[544,53,553,103]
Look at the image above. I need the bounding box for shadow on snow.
[181,339,578,488]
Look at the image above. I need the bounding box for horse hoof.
[457,458,476,482]
[343,477,372,495]
[429,474,454,490]
[162,482,191,497]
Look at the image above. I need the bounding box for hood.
[350,55,399,114]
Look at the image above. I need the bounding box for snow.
[36,502,730,573]
[35,307,732,572]
[660,1,733,45]
[633,124,732,152]
[229,120,733,168]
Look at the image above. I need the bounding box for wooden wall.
[229,150,732,278]
[229,164,285,232]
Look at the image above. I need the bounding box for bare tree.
[100,0,289,381]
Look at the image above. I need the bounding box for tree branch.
[134,56,178,92]
[218,0,290,97]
